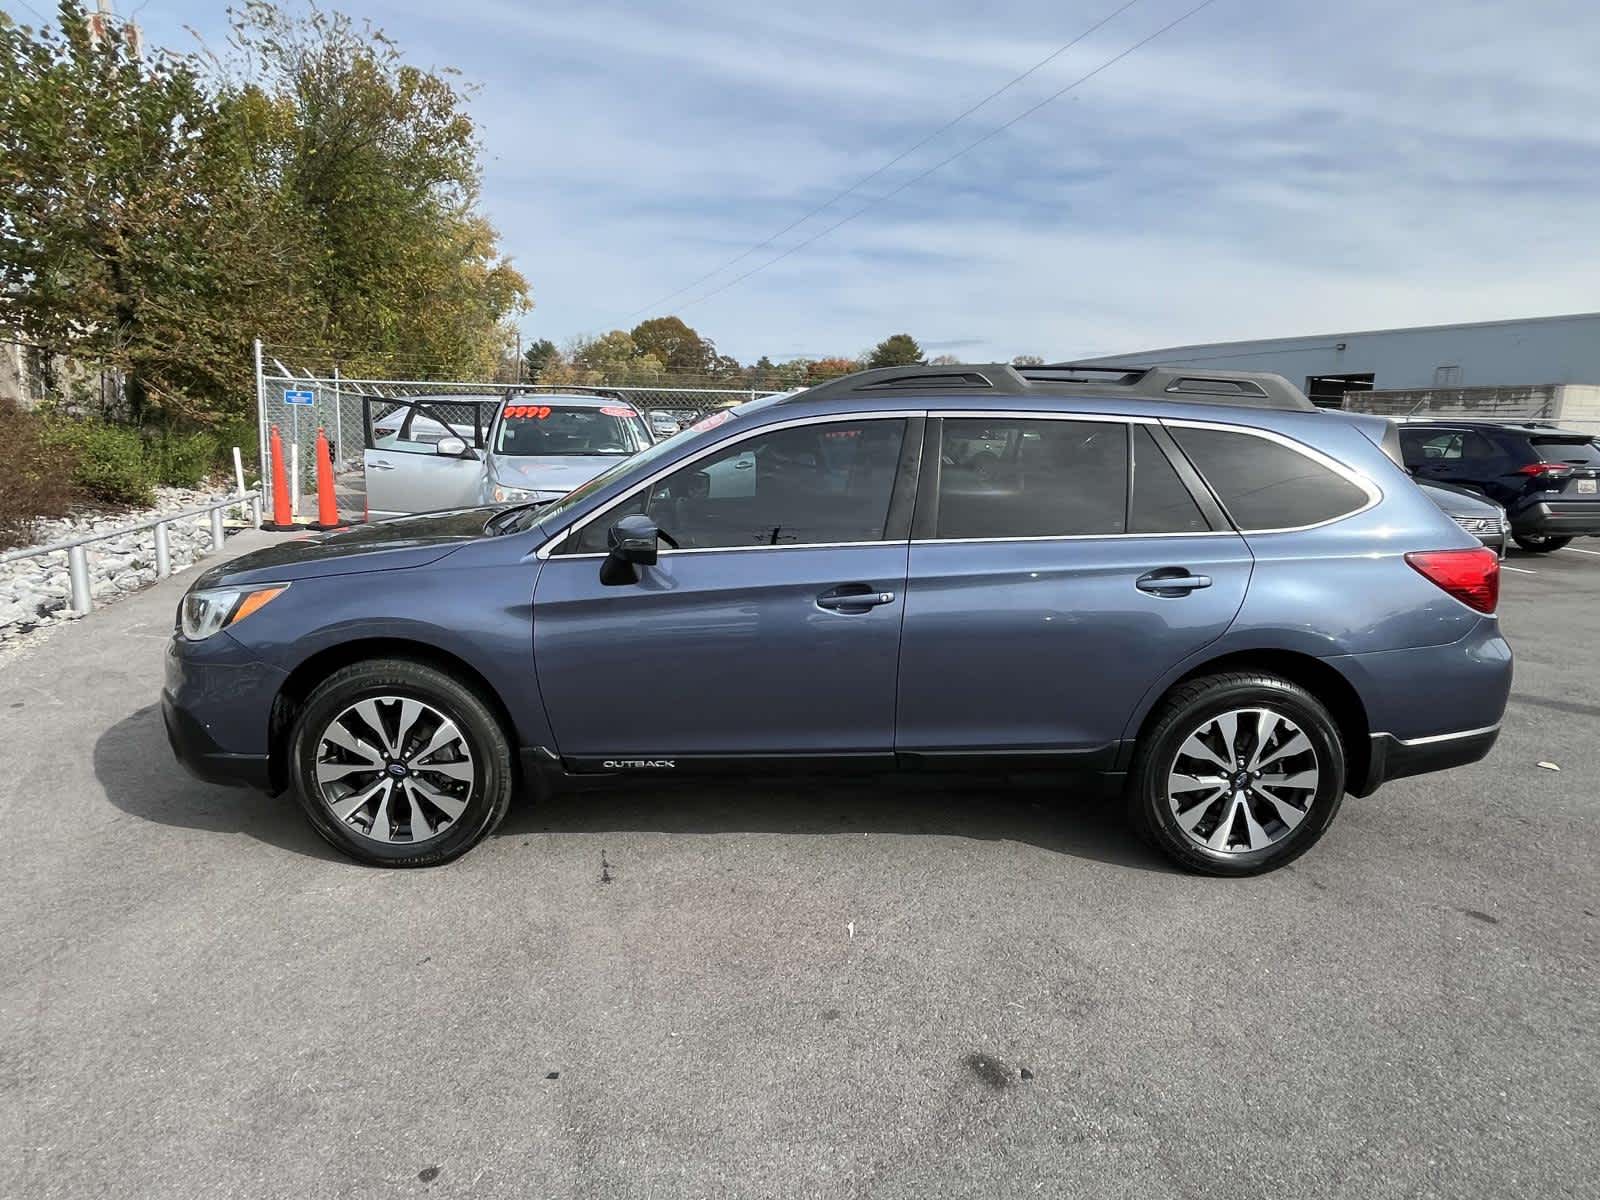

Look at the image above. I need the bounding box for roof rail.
[784,362,1316,411]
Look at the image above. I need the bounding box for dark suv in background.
[1398,420,1600,551]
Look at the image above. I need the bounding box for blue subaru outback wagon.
[164,364,1511,874]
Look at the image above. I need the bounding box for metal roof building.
[1077,311,1600,409]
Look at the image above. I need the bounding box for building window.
[1433,365,1463,387]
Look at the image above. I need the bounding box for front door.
[532,415,919,764]
[895,417,1252,760]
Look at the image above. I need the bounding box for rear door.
[895,416,1251,761]
[364,400,488,518]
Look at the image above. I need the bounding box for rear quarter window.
[1169,426,1373,531]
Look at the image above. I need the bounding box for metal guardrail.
[1,490,263,618]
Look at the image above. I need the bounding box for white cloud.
[138,0,1600,364]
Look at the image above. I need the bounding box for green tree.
[0,2,531,423]
[0,3,294,420]
[225,2,528,379]
[522,337,558,380]
[867,333,923,368]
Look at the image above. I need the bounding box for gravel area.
[0,488,255,651]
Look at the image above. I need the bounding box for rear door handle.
[816,585,897,612]
[1136,569,1212,596]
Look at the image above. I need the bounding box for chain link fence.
[253,341,779,522]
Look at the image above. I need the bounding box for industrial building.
[1078,311,1600,433]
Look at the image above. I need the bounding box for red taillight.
[1405,548,1500,614]
[1518,462,1573,477]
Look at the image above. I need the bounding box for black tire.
[1126,672,1346,877]
[289,658,515,867]
[1512,533,1571,553]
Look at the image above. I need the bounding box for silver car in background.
[363,394,655,519]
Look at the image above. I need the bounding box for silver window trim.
[535,408,1385,558]
[1159,417,1383,534]
[535,410,923,559]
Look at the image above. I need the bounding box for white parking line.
[1563,546,1600,557]
[1502,564,1538,574]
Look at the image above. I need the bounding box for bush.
[148,428,220,489]
[45,417,156,507]
[0,400,78,550]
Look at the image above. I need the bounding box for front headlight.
[179,583,289,640]
[492,483,536,503]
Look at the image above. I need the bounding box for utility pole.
[515,329,524,384]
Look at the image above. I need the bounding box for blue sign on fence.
[283,389,316,406]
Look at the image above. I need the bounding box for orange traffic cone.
[309,427,344,530]
[261,426,298,531]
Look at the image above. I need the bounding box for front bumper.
[1511,501,1600,538]
[162,632,285,792]
[162,692,272,789]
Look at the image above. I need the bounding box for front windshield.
[494,404,646,456]
[490,406,743,535]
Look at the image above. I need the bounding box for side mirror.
[435,436,478,460]
[608,513,661,565]
[600,514,663,586]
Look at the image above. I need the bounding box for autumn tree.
[1012,354,1045,366]
[629,316,717,375]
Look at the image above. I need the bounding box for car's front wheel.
[288,658,515,867]
[1512,533,1571,552]
[1127,672,1346,876]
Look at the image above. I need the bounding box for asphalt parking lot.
[3,535,1596,1199]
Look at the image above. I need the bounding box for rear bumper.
[1511,501,1600,537]
[1357,725,1500,794]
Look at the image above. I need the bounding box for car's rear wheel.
[1127,673,1346,876]
[289,658,514,867]
[1512,533,1571,552]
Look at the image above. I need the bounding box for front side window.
[934,419,1128,539]
[495,404,648,457]
[1170,426,1372,530]
[575,418,906,551]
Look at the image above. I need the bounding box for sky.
[66,0,1600,363]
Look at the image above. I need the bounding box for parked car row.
[1397,418,1600,552]
[168,363,1511,876]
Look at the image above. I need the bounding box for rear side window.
[1170,426,1371,531]
[936,419,1127,538]
[1399,429,1496,463]
[1131,426,1208,534]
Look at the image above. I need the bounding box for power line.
[622,0,1149,321]
[676,0,1222,315]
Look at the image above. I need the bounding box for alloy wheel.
[1166,707,1320,855]
[313,696,476,845]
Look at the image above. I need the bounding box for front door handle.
[369,460,397,471]
[816,584,897,613]
[1136,569,1212,597]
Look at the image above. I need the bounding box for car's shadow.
[95,705,1173,872]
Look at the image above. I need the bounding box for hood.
[194,507,499,588]
[1415,479,1502,518]
[488,454,625,496]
